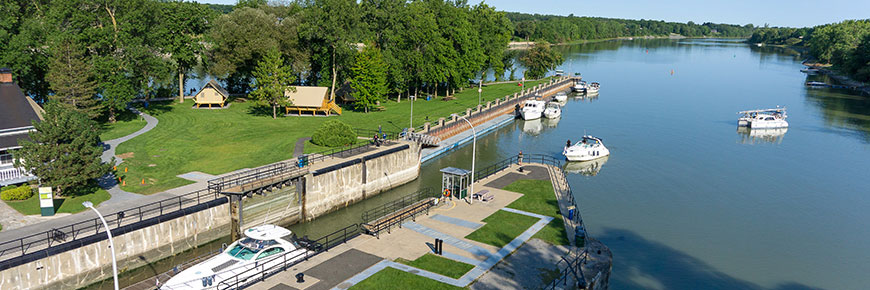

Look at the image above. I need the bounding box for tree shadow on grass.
[596,227,821,290]
[135,100,174,116]
[246,103,275,117]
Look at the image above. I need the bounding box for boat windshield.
[226,238,277,260]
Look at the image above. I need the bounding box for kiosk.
[440,167,471,200]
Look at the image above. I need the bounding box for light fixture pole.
[410,94,415,129]
[478,79,482,107]
[453,114,476,204]
[83,201,118,290]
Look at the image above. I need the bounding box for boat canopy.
[737,107,786,115]
[244,224,292,240]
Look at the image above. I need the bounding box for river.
[102,38,870,289]
[300,38,870,290]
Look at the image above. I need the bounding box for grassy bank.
[116,78,551,194]
[504,179,570,246]
[396,253,474,279]
[348,267,464,290]
[3,189,111,215]
[100,108,148,141]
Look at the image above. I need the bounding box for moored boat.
[553,91,568,102]
[543,102,561,119]
[563,135,610,161]
[160,225,313,290]
[520,99,545,120]
[586,82,600,95]
[737,107,787,128]
[573,80,587,93]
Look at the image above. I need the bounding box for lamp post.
[478,79,482,107]
[83,201,118,290]
[410,94,415,129]
[453,114,476,204]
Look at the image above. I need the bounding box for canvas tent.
[285,86,342,116]
[193,80,229,108]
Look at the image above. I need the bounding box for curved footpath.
[97,107,159,207]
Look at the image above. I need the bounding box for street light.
[410,94,416,129]
[83,201,119,290]
[452,114,476,204]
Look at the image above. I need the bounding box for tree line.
[507,13,756,43]
[749,20,870,82]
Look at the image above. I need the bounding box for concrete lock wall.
[0,204,231,290]
[304,143,421,220]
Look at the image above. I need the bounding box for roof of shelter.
[286,86,329,107]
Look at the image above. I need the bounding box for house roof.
[0,81,42,132]
[0,133,30,150]
[285,86,329,107]
[203,79,230,99]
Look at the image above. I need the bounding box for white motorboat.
[562,135,610,161]
[161,225,312,290]
[543,102,562,119]
[520,99,545,120]
[750,113,788,128]
[737,107,787,128]
[573,80,587,93]
[586,82,600,94]
[564,155,609,176]
[553,92,568,102]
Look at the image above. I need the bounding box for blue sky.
[200,0,868,28]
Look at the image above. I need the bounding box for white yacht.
[520,99,545,120]
[563,136,610,161]
[161,225,312,290]
[573,80,587,93]
[586,82,600,94]
[737,107,787,128]
[543,102,562,119]
[553,92,568,102]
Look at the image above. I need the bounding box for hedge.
[311,120,357,147]
[1,185,33,201]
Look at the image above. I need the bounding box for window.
[0,152,13,166]
[256,247,285,260]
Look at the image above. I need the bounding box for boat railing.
[215,223,361,290]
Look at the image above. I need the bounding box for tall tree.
[207,6,305,93]
[520,41,563,79]
[301,0,362,101]
[159,1,216,103]
[250,47,296,119]
[14,103,112,196]
[350,46,388,113]
[46,38,100,119]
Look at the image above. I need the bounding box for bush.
[1,185,33,201]
[311,120,357,147]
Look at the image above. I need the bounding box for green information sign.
[39,187,54,216]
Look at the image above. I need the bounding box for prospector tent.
[284,86,341,116]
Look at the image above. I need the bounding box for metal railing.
[215,223,361,290]
[0,188,222,267]
[361,188,436,223]
[361,198,436,238]
[543,250,596,290]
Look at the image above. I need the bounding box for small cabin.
[284,86,342,116]
[193,80,229,108]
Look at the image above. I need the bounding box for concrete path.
[333,208,553,289]
[97,107,159,209]
[293,137,312,157]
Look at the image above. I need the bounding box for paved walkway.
[293,137,312,157]
[98,107,159,208]
[334,208,553,289]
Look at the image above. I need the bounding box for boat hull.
[750,119,788,129]
[564,152,610,162]
[521,110,542,120]
[544,109,561,119]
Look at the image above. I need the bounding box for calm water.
[335,39,870,289]
[124,39,870,290]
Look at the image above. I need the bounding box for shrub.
[311,120,357,147]
[1,185,33,201]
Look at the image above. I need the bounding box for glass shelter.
[440,167,471,199]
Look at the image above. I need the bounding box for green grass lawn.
[99,107,148,141]
[464,210,539,248]
[3,189,111,215]
[348,267,465,290]
[115,78,552,194]
[396,253,475,279]
[503,179,570,245]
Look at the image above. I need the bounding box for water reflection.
[564,156,609,176]
[736,127,788,144]
[805,86,870,143]
[542,116,561,128]
[521,119,543,135]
